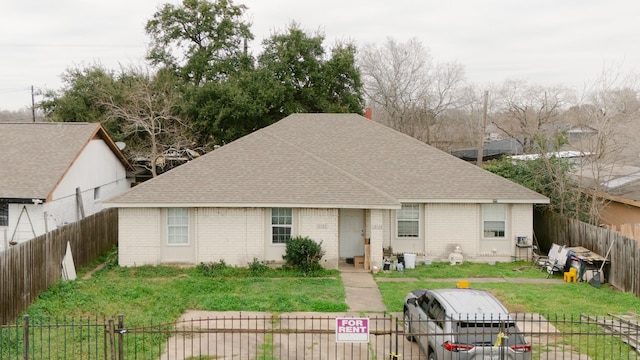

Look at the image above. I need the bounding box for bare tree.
[358,38,465,144]
[571,67,640,224]
[101,68,198,177]
[491,79,575,152]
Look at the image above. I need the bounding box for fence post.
[117,314,124,360]
[22,315,29,360]
[390,316,400,360]
[108,318,116,360]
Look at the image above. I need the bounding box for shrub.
[248,258,270,276]
[197,260,231,276]
[282,236,325,273]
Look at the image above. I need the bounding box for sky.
[1,0,639,111]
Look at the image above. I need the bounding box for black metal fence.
[1,313,639,359]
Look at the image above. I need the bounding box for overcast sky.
[1,0,639,111]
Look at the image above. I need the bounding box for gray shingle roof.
[107,114,548,208]
[0,122,129,200]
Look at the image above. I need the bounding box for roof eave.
[104,202,401,210]
[398,198,550,204]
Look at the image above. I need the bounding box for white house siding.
[509,203,534,260]
[118,208,162,266]
[196,208,265,267]
[368,209,384,270]
[118,207,343,268]
[50,139,130,227]
[381,210,392,249]
[0,203,58,248]
[297,208,339,269]
[424,203,479,261]
[378,203,534,263]
[477,204,532,261]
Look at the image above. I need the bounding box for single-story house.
[105,114,549,269]
[0,122,132,249]
[579,164,640,231]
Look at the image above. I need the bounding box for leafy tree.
[182,22,364,145]
[39,64,118,125]
[41,1,366,155]
[145,0,252,84]
[258,23,364,122]
[483,136,588,220]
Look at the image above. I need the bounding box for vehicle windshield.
[454,321,526,346]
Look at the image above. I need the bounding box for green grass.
[25,262,347,324]
[26,260,639,322]
[378,280,640,316]
[10,259,640,360]
[374,260,548,279]
[376,262,640,316]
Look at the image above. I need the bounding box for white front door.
[339,209,365,258]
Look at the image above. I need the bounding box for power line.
[0,43,144,49]
[0,87,31,94]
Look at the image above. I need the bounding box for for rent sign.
[335,317,369,343]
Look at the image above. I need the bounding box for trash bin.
[404,253,416,269]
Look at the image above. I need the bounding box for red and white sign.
[335,317,369,343]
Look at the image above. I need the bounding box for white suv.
[403,288,532,360]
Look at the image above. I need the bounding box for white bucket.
[404,253,417,269]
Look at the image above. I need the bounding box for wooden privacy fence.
[534,210,640,298]
[0,208,118,323]
[603,223,640,242]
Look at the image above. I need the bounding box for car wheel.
[403,310,415,342]
[427,348,437,360]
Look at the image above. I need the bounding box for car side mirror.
[407,298,417,306]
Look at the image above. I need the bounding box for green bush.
[248,258,270,276]
[282,236,325,273]
[197,260,233,276]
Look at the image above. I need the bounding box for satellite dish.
[115,142,126,150]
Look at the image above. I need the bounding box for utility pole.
[476,90,488,167]
[31,85,35,122]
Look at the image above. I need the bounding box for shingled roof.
[106,114,548,208]
[0,122,130,201]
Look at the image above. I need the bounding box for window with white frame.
[0,202,8,227]
[272,208,292,244]
[93,187,101,201]
[167,208,189,245]
[397,203,420,238]
[483,204,506,238]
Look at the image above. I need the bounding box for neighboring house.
[451,138,523,162]
[566,125,598,145]
[579,164,640,228]
[0,122,133,250]
[105,114,549,269]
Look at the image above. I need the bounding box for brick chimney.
[365,107,372,120]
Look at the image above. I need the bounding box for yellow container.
[457,280,470,288]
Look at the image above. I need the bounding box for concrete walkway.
[339,265,387,312]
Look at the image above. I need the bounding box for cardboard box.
[354,256,365,268]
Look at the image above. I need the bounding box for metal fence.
[1,313,639,359]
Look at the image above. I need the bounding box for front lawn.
[23,257,640,323]
[376,261,640,316]
[26,259,348,324]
